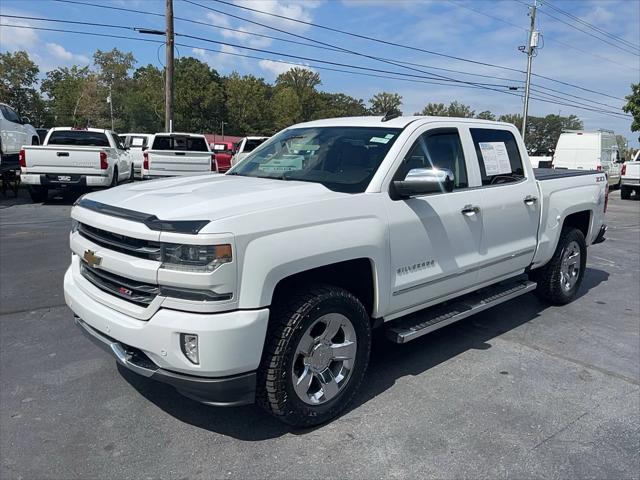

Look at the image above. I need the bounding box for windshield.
[152,135,208,151]
[230,127,402,193]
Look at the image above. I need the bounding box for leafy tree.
[0,50,47,124]
[224,73,272,135]
[272,86,302,131]
[125,65,164,133]
[525,114,583,153]
[315,92,367,119]
[498,113,523,131]
[93,49,136,130]
[446,101,475,118]
[415,102,447,116]
[173,57,224,132]
[275,67,321,122]
[623,83,639,141]
[615,134,630,160]
[41,65,93,127]
[476,110,496,120]
[369,92,402,116]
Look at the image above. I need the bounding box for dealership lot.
[1,190,638,479]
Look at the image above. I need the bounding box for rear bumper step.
[386,278,537,344]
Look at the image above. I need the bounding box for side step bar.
[386,278,537,344]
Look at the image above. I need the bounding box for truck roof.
[49,127,112,133]
[292,115,510,129]
[154,132,207,137]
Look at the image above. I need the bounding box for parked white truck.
[141,133,215,179]
[0,102,39,173]
[121,133,154,179]
[553,129,622,188]
[230,135,269,166]
[620,150,640,199]
[64,116,608,426]
[21,128,133,202]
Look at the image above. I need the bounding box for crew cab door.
[385,126,484,316]
[468,127,539,284]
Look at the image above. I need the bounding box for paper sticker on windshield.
[478,142,511,175]
[258,155,303,172]
[370,137,390,144]
[290,143,320,151]
[384,134,395,139]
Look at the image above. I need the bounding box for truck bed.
[533,168,598,181]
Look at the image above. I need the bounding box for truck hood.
[81,174,343,222]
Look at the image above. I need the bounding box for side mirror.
[393,168,454,198]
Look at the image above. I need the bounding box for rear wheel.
[257,285,372,427]
[534,228,587,305]
[28,185,48,203]
[621,185,631,199]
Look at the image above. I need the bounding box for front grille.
[78,223,160,260]
[80,262,159,307]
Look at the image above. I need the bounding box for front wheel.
[534,228,587,305]
[257,285,372,427]
[28,186,48,203]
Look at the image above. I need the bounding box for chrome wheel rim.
[560,240,581,292]
[291,313,357,405]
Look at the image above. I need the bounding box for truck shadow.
[121,267,609,441]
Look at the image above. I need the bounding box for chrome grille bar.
[78,223,160,260]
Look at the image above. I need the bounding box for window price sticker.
[479,142,511,175]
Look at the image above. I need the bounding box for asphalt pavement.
[1,188,639,479]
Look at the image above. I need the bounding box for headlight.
[161,243,232,272]
[71,219,79,233]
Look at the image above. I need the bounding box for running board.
[386,278,537,344]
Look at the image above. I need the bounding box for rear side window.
[470,128,525,185]
[48,130,110,147]
[244,138,266,152]
[152,135,208,151]
[1,105,21,123]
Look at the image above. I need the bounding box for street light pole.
[165,0,174,133]
[221,121,226,141]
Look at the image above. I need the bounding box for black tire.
[257,284,372,427]
[28,185,48,203]
[621,185,631,199]
[109,166,118,188]
[534,228,587,305]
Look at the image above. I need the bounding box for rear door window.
[244,138,266,152]
[47,130,110,147]
[1,105,21,123]
[470,128,525,186]
[152,136,209,151]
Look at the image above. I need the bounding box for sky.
[1,0,639,146]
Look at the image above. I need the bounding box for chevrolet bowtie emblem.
[83,249,102,268]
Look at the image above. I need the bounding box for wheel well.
[562,210,590,238]
[271,258,375,317]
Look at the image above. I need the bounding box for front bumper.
[64,267,269,406]
[21,173,110,187]
[75,317,257,406]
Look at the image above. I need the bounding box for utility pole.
[521,0,538,143]
[165,0,174,133]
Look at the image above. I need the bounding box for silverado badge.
[83,249,102,268]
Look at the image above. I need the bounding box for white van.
[553,130,622,188]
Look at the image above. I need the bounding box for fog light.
[180,333,199,364]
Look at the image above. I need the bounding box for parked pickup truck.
[620,150,640,199]
[121,133,154,179]
[64,116,608,426]
[230,135,269,166]
[142,133,215,179]
[21,128,132,202]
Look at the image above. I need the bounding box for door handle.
[461,204,480,216]
[524,195,538,205]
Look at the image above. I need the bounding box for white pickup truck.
[142,133,215,179]
[64,116,608,426]
[20,128,133,202]
[620,150,640,200]
[230,135,269,166]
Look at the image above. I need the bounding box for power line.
[49,0,628,102]
[0,22,630,120]
[542,0,639,51]
[198,0,627,101]
[448,0,638,72]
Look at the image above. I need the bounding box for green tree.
[415,102,447,116]
[125,64,164,133]
[623,83,640,141]
[275,67,321,122]
[224,72,272,135]
[174,57,224,132]
[41,65,93,127]
[369,92,402,116]
[0,50,47,124]
[93,49,136,130]
[315,92,367,118]
[498,113,523,131]
[526,114,583,153]
[615,134,630,160]
[446,101,475,118]
[476,110,496,120]
[272,86,302,131]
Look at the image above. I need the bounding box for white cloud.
[258,59,316,78]
[0,19,38,51]
[45,43,90,64]
[192,45,249,72]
